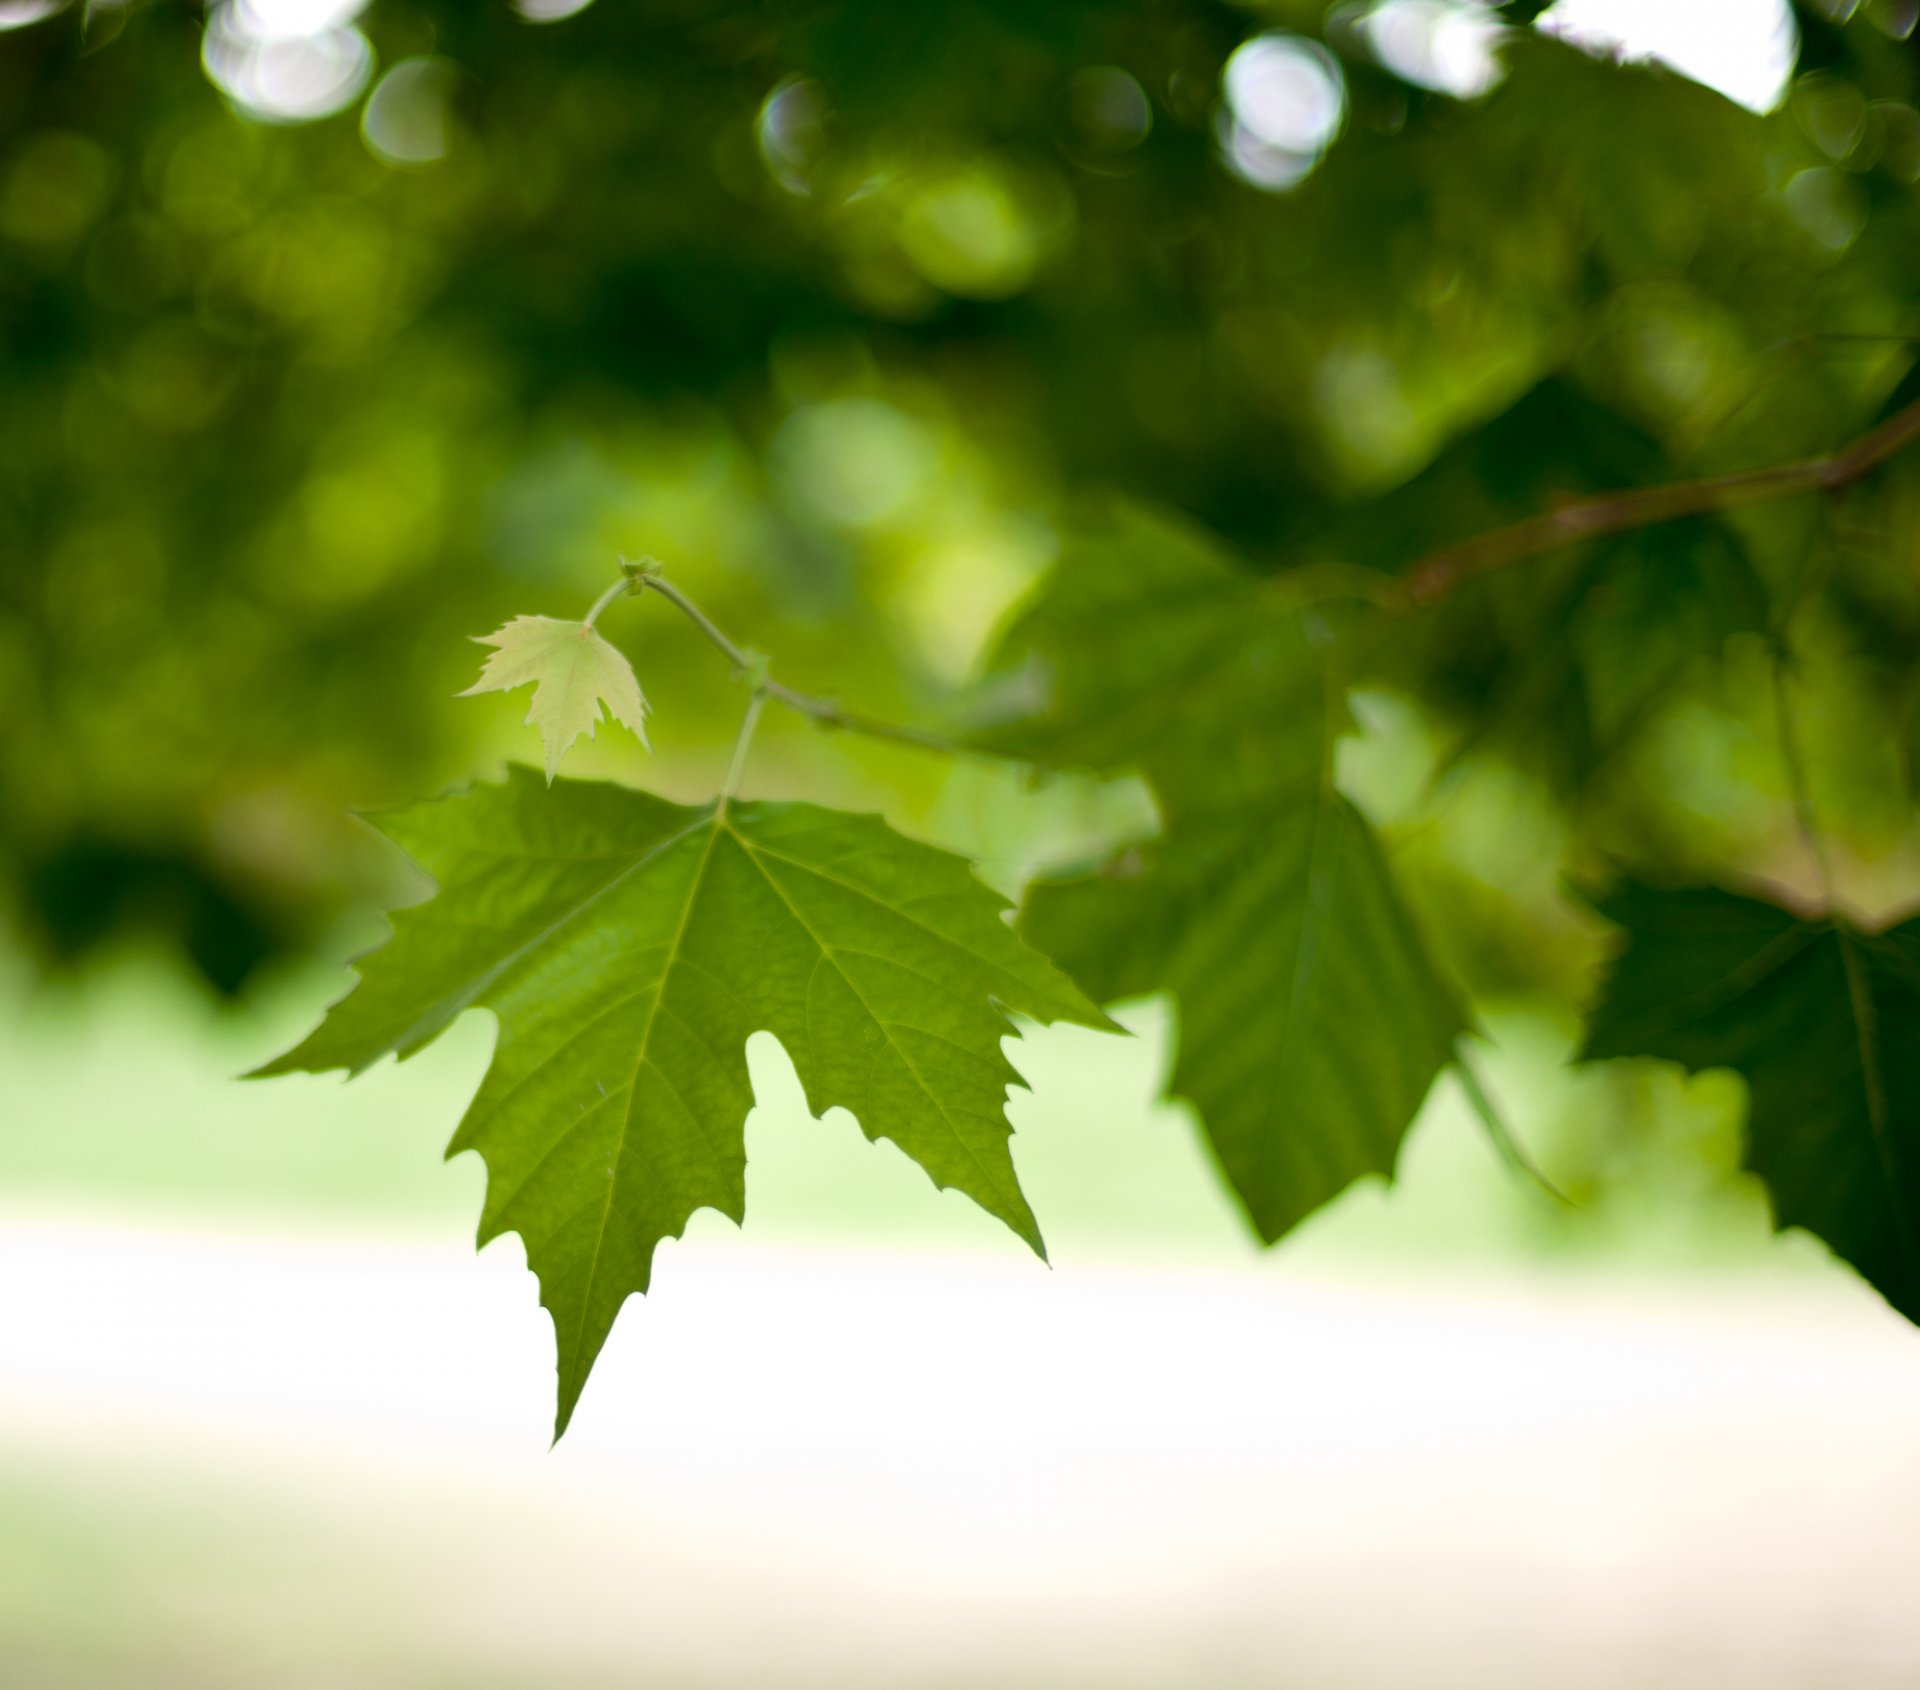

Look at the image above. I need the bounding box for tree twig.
[1398,393,1920,607]
[613,560,972,758]
[606,390,1920,761]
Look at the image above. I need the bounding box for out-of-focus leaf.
[1570,521,1771,746]
[999,506,1464,1240]
[1026,799,1463,1241]
[8,4,1916,992]
[1583,882,1920,1322]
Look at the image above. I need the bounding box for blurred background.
[8,0,1920,1684]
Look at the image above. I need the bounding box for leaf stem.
[719,686,766,811]
[631,570,749,666]
[1397,393,1920,607]
[582,578,629,630]
[606,559,972,757]
[1455,1038,1570,1206]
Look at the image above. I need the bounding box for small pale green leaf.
[461,615,649,781]
[1583,884,1920,1324]
[259,768,1111,1437]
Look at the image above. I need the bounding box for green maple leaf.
[258,768,1110,1437]
[993,506,1464,1241]
[1024,803,1462,1242]
[461,615,649,781]
[1582,884,1920,1322]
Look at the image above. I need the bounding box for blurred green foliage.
[4,0,1920,1042]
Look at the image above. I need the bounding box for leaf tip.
[551,1361,592,1446]
[1015,1208,1048,1264]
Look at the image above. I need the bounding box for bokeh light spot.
[202,0,373,124]
[1795,73,1868,161]
[774,399,936,530]
[1363,1,1507,99]
[233,0,363,35]
[757,78,824,196]
[1070,67,1153,152]
[895,165,1048,299]
[1784,166,1867,253]
[0,0,70,29]
[0,131,114,249]
[362,57,457,167]
[1219,33,1346,192]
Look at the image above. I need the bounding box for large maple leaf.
[260,768,1110,1435]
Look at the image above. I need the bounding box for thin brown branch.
[1398,394,1920,608]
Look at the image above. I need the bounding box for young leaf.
[1583,884,1920,1322]
[258,768,1111,1437]
[461,615,649,781]
[995,506,1465,1241]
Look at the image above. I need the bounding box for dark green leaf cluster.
[8,1,1920,990]
[1584,885,1920,1323]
